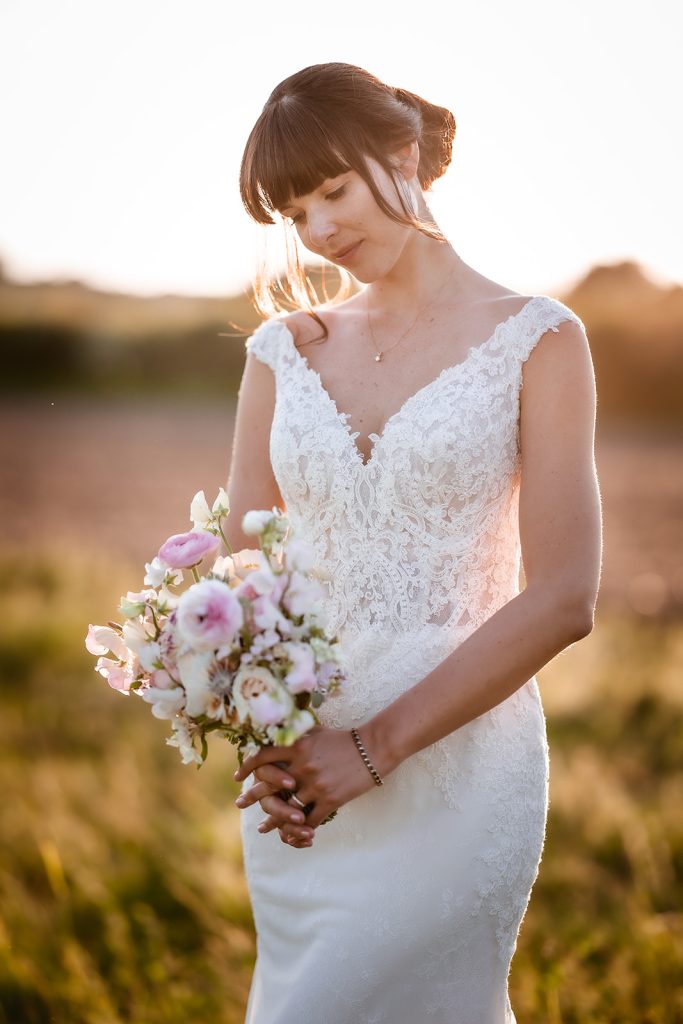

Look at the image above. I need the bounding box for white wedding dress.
[240,294,587,1024]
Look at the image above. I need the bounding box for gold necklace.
[365,264,459,364]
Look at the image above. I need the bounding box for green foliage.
[0,555,681,1022]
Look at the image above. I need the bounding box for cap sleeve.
[244,318,290,373]
[516,295,588,365]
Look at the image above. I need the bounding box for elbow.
[561,590,598,641]
[528,578,597,642]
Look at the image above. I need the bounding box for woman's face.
[278,160,415,283]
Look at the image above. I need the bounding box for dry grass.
[0,552,681,1023]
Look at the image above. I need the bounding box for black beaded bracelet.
[350,727,384,786]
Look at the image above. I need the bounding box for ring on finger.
[289,793,307,810]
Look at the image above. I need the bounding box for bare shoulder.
[281,294,363,347]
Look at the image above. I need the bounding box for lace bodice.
[244,294,586,747]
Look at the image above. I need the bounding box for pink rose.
[176,579,244,650]
[158,530,221,569]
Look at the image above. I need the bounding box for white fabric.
[240,295,587,1023]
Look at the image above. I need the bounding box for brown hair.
[239,63,456,337]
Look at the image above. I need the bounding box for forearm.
[363,583,594,776]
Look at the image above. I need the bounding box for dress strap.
[514,295,588,365]
[244,318,290,373]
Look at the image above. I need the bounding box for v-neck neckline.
[277,295,541,470]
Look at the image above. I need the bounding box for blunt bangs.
[240,98,358,224]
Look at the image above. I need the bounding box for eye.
[326,185,346,201]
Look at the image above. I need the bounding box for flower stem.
[217,521,233,555]
[191,566,200,583]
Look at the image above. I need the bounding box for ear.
[391,139,420,182]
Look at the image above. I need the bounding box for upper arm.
[225,344,285,553]
[518,319,603,621]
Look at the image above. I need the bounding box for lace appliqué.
[245,294,584,811]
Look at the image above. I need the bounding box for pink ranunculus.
[158,529,221,570]
[95,656,133,693]
[176,579,244,650]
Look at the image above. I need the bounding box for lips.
[332,241,362,263]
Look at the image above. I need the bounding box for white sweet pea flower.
[141,684,186,719]
[283,571,326,618]
[176,649,215,718]
[266,709,316,745]
[242,509,278,536]
[143,557,167,588]
[138,640,162,673]
[190,490,213,530]
[166,719,203,765]
[144,557,183,588]
[283,537,316,574]
[156,586,180,614]
[211,487,230,516]
[211,555,233,580]
[122,618,154,657]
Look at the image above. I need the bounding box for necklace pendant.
[374,352,382,363]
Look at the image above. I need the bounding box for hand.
[234,725,380,835]
[235,761,316,849]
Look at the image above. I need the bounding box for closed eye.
[285,184,347,227]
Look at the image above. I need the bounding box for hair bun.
[393,86,456,189]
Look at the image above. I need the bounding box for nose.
[306,207,337,249]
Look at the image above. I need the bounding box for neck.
[365,208,468,317]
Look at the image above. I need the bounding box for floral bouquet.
[85,488,346,770]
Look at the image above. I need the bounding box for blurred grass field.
[1,551,682,1023]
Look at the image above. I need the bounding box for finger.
[234,746,292,783]
[235,781,277,810]
[252,763,297,790]
[303,803,334,829]
[279,827,313,849]
[279,821,315,843]
[257,815,278,834]
[260,793,307,828]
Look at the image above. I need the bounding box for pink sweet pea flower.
[283,642,317,694]
[95,657,133,693]
[176,579,244,650]
[158,530,221,570]
[85,624,128,661]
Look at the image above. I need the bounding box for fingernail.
[257,824,266,833]
[235,797,246,807]
[290,812,304,823]
[233,771,240,779]
[282,778,295,788]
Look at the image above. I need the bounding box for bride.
[226,63,602,1023]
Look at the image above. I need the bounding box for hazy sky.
[0,0,681,297]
